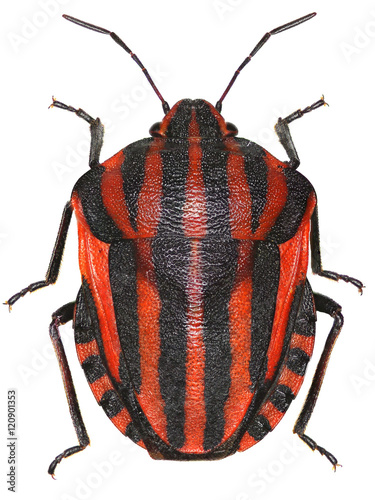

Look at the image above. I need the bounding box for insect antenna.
[215,12,316,112]
[63,14,170,114]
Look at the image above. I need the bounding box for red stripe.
[180,240,206,452]
[265,198,315,381]
[225,138,252,238]
[278,367,304,395]
[101,141,165,238]
[101,149,137,238]
[224,142,290,240]
[224,240,254,440]
[255,151,289,239]
[111,408,136,438]
[205,101,230,136]
[135,239,169,443]
[259,401,285,429]
[90,374,114,401]
[290,332,314,358]
[265,226,307,381]
[180,111,207,451]
[136,139,164,236]
[238,433,258,452]
[76,339,100,361]
[183,109,207,237]
[158,101,180,136]
[72,193,122,383]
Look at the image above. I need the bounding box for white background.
[1,0,374,499]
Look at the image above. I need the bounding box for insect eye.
[225,122,238,136]
[149,122,163,137]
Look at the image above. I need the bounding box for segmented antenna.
[63,14,170,114]
[215,13,316,112]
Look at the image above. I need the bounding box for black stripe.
[125,421,142,444]
[81,355,106,384]
[202,239,238,450]
[152,236,190,449]
[283,283,315,378]
[237,140,269,234]
[121,139,152,232]
[73,167,123,242]
[154,129,190,446]
[200,140,231,238]
[247,414,272,441]
[269,281,308,383]
[249,241,280,389]
[75,280,114,391]
[157,141,189,236]
[267,168,314,244]
[118,352,132,387]
[79,278,110,378]
[287,348,310,376]
[269,384,296,413]
[243,280,314,439]
[100,390,125,418]
[165,100,193,138]
[294,280,316,337]
[109,240,141,393]
[74,286,96,344]
[195,100,222,138]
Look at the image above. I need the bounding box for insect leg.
[310,206,363,291]
[6,202,73,308]
[275,97,326,169]
[48,301,89,476]
[293,292,344,470]
[50,97,104,167]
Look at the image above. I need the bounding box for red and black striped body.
[71,99,317,459]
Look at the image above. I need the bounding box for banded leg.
[48,301,89,476]
[310,206,363,291]
[275,96,326,169]
[6,202,72,308]
[50,97,104,168]
[293,293,345,470]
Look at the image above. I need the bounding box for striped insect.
[7,13,362,475]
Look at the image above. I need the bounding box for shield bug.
[7,12,362,475]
